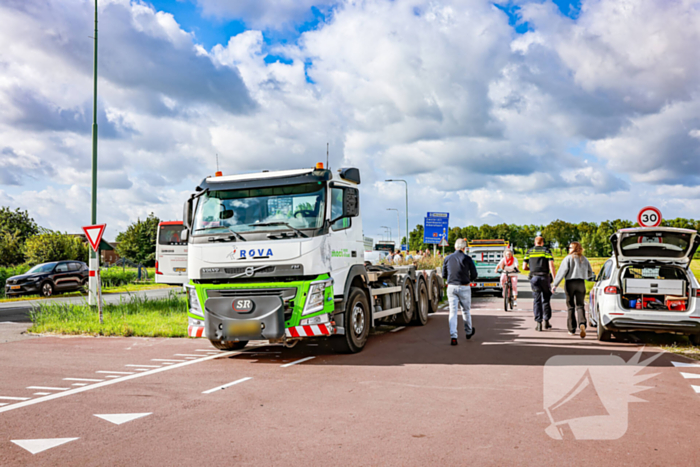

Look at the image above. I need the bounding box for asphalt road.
[0,288,181,323]
[1,277,699,465]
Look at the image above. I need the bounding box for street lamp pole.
[89,0,99,307]
[386,208,400,248]
[385,179,408,252]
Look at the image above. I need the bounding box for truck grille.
[207,288,298,321]
[223,266,275,275]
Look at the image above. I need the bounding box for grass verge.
[0,283,174,303]
[28,292,188,338]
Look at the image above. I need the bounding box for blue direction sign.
[424,213,449,244]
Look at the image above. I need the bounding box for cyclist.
[495,249,519,307]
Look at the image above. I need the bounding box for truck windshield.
[192,183,326,235]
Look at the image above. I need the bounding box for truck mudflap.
[205,296,285,341]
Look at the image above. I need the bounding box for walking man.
[524,237,557,331]
[442,238,478,345]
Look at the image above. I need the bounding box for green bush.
[100,268,139,287]
[0,264,31,298]
[24,232,89,265]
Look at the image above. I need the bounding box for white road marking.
[0,403,7,406]
[680,372,700,379]
[0,396,30,401]
[693,385,700,394]
[96,371,135,375]
[0,346,259,414]
[134,369,150,371]
[33,392,51,396]
[280,356,315,368]
[105,375,121,378]
[72,383,88,386]
[125,364,160,368]
[63,378,104,382]
[390,326,406,333]
[202,377,252,394]
[94,413,152,425]
[27,386,69,391]
[151,359,185,362]
[11,438,79,455]
[672,361,700,368]
[195,349,219,352]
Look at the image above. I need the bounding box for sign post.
[83,224,105,320]
[637,206,662,228]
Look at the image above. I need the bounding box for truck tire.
[395,276,415,325]
[428,274,440,314]
[333,287,370,353]
[209,340,248,351]
[412,278,429,326]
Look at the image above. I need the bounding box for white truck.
[182,164,443,353]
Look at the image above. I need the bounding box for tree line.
[0,206,161,268]
[407,218,700,257]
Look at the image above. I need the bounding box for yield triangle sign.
[82,224,106,252]
[11,438,79,454]
[94,413,152,425]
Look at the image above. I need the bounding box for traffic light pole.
[89,0,99,306]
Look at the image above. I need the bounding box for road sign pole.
[89,0,99,306]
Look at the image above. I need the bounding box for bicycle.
[498,269,518,312]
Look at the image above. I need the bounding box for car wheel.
[209,340,248,351]
[41,282,53,297]
[80,278,88,291]
[596,309,611,342]
[333,287,370,353]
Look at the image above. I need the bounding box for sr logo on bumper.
[205,296,285,341]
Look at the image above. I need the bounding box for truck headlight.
[303,279,333,316]
[186,285,204,318]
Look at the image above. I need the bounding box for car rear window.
[159,224,185,245]
[619,231,692,258]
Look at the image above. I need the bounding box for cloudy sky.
[1,0,699,242]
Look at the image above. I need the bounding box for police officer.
[524,236,557,331]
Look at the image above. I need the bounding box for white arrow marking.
[680,372,700,379]
[671,361,700,368]
[11,438,79,455]
[94,413,152,425]
[692,385,700,394]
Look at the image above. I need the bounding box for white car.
[589,227,700,343]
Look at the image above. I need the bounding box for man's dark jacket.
[442,250,478,286]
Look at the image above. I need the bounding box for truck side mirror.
[183,196,193,228]
[343,188,359,217]
[181,229,189,243]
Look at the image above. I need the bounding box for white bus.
[156,221,188,286]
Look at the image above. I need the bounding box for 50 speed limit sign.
[637,206,662,228]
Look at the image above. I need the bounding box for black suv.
[5,261,89,297]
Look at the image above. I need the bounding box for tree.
[24,232,89,265]
[0,206,41,266]
[115,214,161,266]
[542,219,578,253]
[408,224,426,252]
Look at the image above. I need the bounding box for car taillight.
[604,286,619,295]
[155,261,162,275]
[696,289,700,298]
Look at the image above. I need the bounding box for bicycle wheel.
[503,279,510,311]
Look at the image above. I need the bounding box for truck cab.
[182,165,430,353]
[467,240,509,292]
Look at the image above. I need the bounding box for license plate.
[484,283,499,287]
[173,267,186,273]
[10,285,20,290]
[227,320,259,336]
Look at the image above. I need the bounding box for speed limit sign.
[637,206,662,228]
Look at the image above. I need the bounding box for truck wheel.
[395,277,415,325]
[334,287,370,353]
[412,278,429,326]
[209,340,248,351]
[596,309,611,342]
[428,275,440,314]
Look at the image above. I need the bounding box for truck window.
[331,187,350,231]
[159,224,185,245]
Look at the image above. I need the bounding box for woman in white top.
[495,249,519,306]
